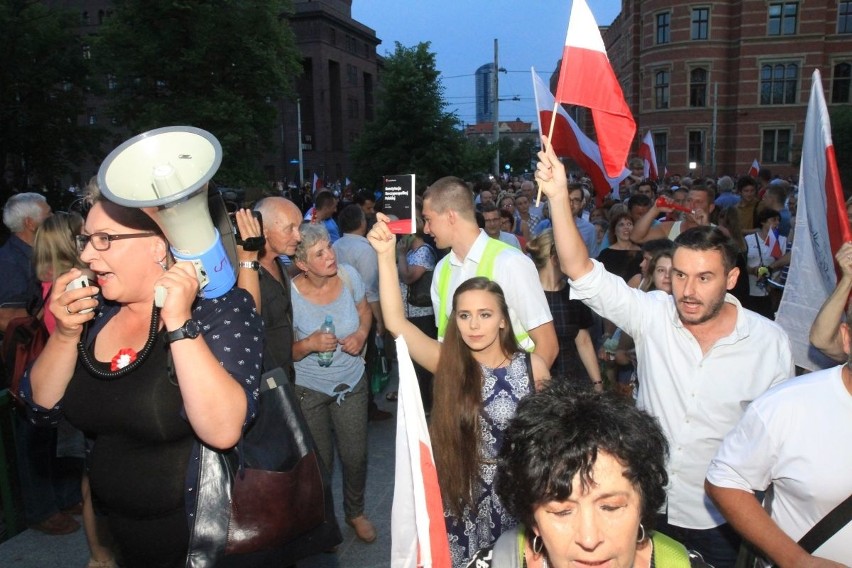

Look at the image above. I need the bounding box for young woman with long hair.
[368,213,549,567]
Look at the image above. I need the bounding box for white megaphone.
[97,126,236,307]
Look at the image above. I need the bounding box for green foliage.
[0,0,101,197]
[94,0,301,186]
[350,42,474,191]
[830,106,852,197]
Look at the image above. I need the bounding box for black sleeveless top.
[62,330,193,519]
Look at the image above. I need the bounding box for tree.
[831,106,852,197]
[0,0,100,200]
[350,42,471,191]
[94,0,301,186]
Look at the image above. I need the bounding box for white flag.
[775,70,851,371]
[390,337,451,567]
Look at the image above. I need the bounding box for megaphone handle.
[154,286,167,308]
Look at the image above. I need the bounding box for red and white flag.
[638,130,658,180]
[390,337,451,568]
[764,229,783,259]
[748,159,760,178]
[554,0,635,178]
[776,69,852,371]
[312,173,323,195]
[532,68,630,205]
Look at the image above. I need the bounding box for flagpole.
[536,100,561,207]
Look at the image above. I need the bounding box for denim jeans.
[296,375,368,520]
[656,513,741,568]
[13,410,83,524]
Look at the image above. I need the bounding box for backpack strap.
[652,531,691,568]
[798,492,852,554]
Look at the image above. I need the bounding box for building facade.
[284,0,381,186]
[601,0,852,179]
[475,63,495,124]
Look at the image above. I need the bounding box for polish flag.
[748,159,760,178]
[532,68,630,205]
[776,69,852,371]
[312,173,323,195]
[390,337,451,568]
[638,131,658,180]
[764,229,783,259]
[554,0,635,178]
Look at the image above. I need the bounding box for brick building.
[597,0,852,179]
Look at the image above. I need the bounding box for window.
[760,63,798,104]
[688,131,705,164]
[347,64,358,86]
[656,12,671,44]
[840,1,852,34]
[82,44,91,60]
[691,8,709,40]
[88,112,97,125]
[653,132,668,172]
[768,3,798,35]
[690,68,708,107]
[833,62,851,103]
[655,70,670,109]
[762,128,792,163]
[347,97,359,119]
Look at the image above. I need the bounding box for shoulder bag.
[1,286,51,401]
[186,366,341,567]
[407,244,434,308]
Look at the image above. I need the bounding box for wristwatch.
[167,319,201,343]
[239,260,260,271]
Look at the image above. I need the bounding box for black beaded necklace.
[77,303,160,380]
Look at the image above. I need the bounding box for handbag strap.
[798,492,852,553]
[524,351,534,393]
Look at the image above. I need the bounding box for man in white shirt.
[535,139,793,567]
[424,176,557,368]
[705,315,852,567]
[481,203,521,249]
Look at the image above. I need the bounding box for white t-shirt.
[430,230,552,351]
[706,366,852,564]
[570,260,793,529]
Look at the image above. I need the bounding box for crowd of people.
[0,133,849,568]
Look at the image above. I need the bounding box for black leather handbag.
[186,367,341,567]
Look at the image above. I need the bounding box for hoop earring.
[531,534,544,555]
[637,523,646,543]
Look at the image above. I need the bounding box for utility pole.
[710,82,718,176]
[492,38,500,178]
[297,98,304,187]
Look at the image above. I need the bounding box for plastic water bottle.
[317,315,335,367]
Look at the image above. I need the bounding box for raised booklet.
[382,174,416,234]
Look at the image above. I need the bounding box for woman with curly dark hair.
[468,382,709,567]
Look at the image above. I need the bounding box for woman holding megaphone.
[20,189,263,568]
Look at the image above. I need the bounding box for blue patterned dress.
[446,351,532,567]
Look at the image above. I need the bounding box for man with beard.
[534,137,793,568]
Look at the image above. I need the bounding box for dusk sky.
[351,0,622,127]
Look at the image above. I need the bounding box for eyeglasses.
[76,231,157,253]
